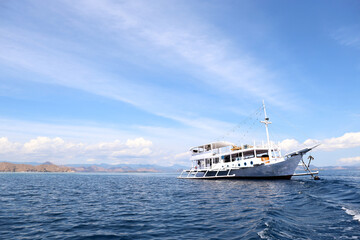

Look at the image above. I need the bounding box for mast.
[260,100,272,148]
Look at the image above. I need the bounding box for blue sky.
[0,0,359,166]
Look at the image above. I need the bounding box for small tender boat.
[178,101,319,180]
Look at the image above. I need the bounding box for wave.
[257,222,270,239]
[342,207,360,223]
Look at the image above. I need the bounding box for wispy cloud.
[65,0,291,107]
[0,118,136,142]
[332,25,360,49]
[0,27,240,134]
[0,0,296,126]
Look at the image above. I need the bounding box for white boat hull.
[179,155,302,180]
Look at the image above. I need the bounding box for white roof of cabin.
[189,141,234,151]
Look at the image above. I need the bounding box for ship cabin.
[189,141,282,171]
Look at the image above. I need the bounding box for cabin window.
[231,153,238,161]
[224,155,231,163]
[256,150,269,158]
[205,158,210,166]
[243,150,255,159]
[213,157,219,164]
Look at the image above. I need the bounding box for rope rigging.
[214,105,264,144]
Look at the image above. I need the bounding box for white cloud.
[23,136,76,153]
[0,117,233,166]
[126,137,152,148]
[338,156,360,164]
[280,132,360,152]
[318,132,360,150]
[112,147,152,157]
[0,137,21,153]
[279,139,301,152]
[0,136,154,164]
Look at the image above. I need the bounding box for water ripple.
[0,171,359,239]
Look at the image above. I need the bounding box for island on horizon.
[0,162,186,173]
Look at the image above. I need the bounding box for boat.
[178,101,319,180]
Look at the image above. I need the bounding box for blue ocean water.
[0,170,359,240]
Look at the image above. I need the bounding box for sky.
[0,0,359,166]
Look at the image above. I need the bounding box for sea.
[0,170,359,240]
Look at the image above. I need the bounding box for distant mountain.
[9,161,49,166]
[1,162,188,173]
[296,165,360,171]
[66,163,187,173]
[313,165,360,171]
[0,162,74,172]
[42,161,55,165]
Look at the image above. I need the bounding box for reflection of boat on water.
[178,101,319,180]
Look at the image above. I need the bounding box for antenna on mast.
[260,100,272,148]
